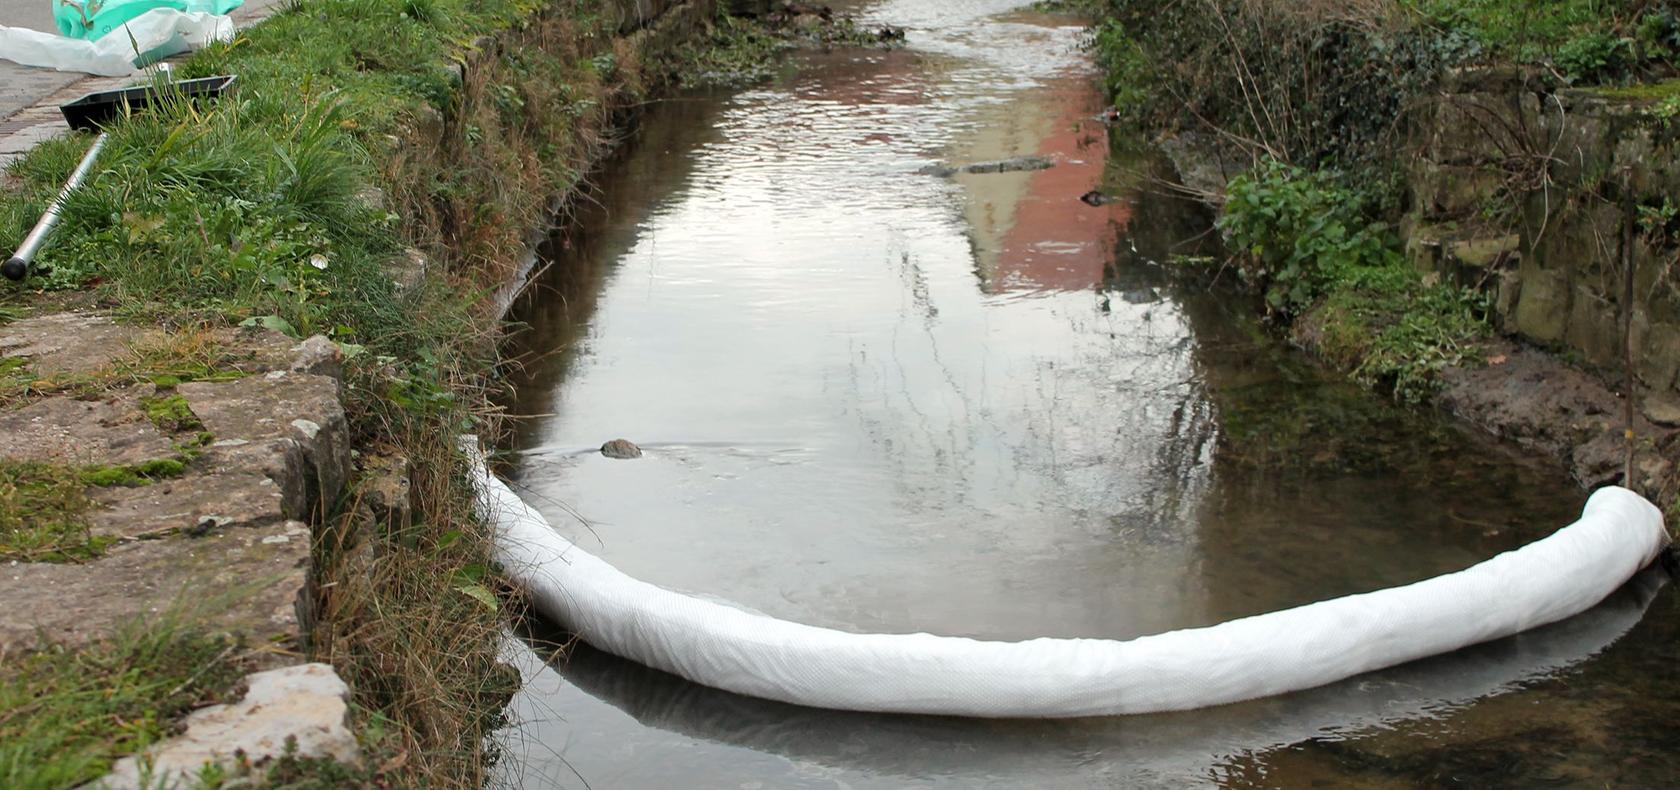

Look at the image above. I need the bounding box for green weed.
[1317,270,1491,403]
[1220,160,1401,317]
[0,625,246,789]
[0,462,107,562]
[1221,159,1490,401]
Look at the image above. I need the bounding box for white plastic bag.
[0,9,234,76]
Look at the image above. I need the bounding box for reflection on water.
[496,1,1675,787]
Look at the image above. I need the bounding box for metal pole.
[3,132,110,281]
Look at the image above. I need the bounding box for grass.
[0,462,106,562]
[0,624,247,789]
[0,0,710,783]
[1310,267,1491,403]
[1401,0,1632,55]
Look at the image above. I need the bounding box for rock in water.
[601,439,643,459]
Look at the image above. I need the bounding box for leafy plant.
[1220,160,1402,317]
[1556,31,1635,83]
[1090,19,1150,111]
[1637,9,1680,59]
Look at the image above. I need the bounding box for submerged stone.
[601,439,643,459]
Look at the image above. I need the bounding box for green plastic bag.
[54,0,245,40]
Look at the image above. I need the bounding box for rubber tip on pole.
[1,257,26,282]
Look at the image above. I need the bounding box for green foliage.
[0,626,245,789]
[1094,0,1479,167]
[1638,8,1680,58]
[1556,30,1636,83]
[1317,269,1491,403]
[1406,0,1680,83]
[1221,160,1490,401]
[671,11,795,85]
[1090,19,1149,110]
[1405,0,1617,55]
[1220,160,1401,317]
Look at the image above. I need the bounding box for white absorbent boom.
[468,445,1669,718]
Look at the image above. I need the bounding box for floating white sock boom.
[468,442,1669,718]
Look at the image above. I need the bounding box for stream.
[494,1,1680,786]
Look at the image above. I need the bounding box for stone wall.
[609,0,700,32]
[1403,68,1680,412]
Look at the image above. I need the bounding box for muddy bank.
[1286,299,1678,504]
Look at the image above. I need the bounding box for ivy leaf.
[456,583,498,612]
[239,314,300,338]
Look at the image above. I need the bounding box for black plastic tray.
[58,75,238,131]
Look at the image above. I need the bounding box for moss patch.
[0,462,107,563]
[140,394,205,434]
[0,356,34,402]
[78,458,189,488]
[1590,76,1680,100]
[0,452,201,562]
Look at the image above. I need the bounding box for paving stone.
[88,458,290,540]
[289,334,344,380]
[0,393,176,466]
[180,372,350,508]
[98,663,358,789]
[0,312,151,376]
[0,121,62,154]
[0,520,310,654]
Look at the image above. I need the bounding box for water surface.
[496,2,1679,786]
